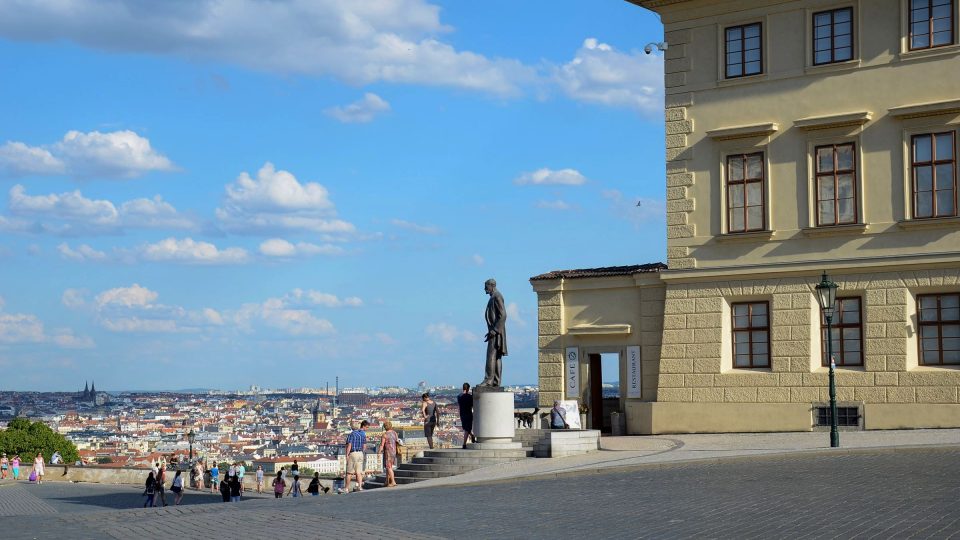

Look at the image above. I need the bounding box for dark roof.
[530,263,667,281]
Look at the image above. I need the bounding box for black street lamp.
[187,429,196,461]
[815,272,840,448]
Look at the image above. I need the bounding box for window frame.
[917,293,960,366]
[724,22,764,79]
[815,142,859,226]
[911,131,958,219]
[908,0,956,51]
[813,7,855,65]
[731,301,771,369]
[726,152,767,233]
[820,297,864,367]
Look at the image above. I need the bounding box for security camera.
[644,41,668,55]
[644,44,654,54]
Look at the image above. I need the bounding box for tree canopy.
[0,417,80,464]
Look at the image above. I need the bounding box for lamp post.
[815,272,840,448]
[187,429,196,461]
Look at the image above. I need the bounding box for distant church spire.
[84,381,89,394]
[90,380,96,394]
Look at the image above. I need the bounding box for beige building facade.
[533,0,960,433]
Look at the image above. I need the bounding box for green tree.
[0,418,80,464]
[96,456,114,464]
[297,466,315,477]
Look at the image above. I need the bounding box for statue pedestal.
[468,387,520,450]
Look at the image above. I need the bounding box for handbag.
[29,470,37,482]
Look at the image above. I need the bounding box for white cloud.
[391,219,440,235]
[231,288,360,337]
[0,1,532,96]
[139,237,250,265]
[216,163,356,236]
[52,329,95,349]
[62,289,88,309]
[259,238,345,258]
[284,289,363,309]
[0,295,4,310]
[0,300,92,348]
[0,130,174,179]
[95,284,159,308]
[472,254,485,266]
[535,199,573,211]
[514,168,587,186]
[57,243,108,262]
[92,284,218,333]
[425,322,477,344]
[326,93,391,123]
[506,302,526,326]
[554,38,664,116]
[6,185,194,235]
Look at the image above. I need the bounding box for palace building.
[532,0,960,433]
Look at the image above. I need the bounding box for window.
[909,0,955,50]
[912,132,957,218]
[821,297,863,366]
[816,143,857,225]
[918,293,960,365]
[725,23,763,78]
[815,406,860,427]
[813,7,854,64]
[732,302,770,368]
[727,152,765,232]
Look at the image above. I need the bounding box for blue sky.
[0,0,666,392]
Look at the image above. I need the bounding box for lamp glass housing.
[816,272,838,320]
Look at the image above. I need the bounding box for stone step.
[394,469,461,479]
[398,463,479,473]
[422,448,531,459]
[412,456,522,466]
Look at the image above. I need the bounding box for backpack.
[307,479,319,494]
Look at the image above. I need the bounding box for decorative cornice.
[889,99,960,119]
[794,112,872,131]
[706,122,778,140]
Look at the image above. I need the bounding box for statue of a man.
[479,278,508,387]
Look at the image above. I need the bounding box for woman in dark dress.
[219,474,231,502]
[143,471,156,507]
[229,474,242,502]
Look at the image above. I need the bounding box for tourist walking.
[193,462,205,490]
[237,462,245,493]
[143,472,156,507]
[290,459,298,477]
[421,393,439,449]
[272,471,286,499]
[1,453,8,479]
[379,420,399,487]
[550,400,569,429]
[229,474,241,502]
[457,383,476,448]
[11,455,20,480]
[288,475,302,498]
[155,464,167,506]
[307,472,324,496]
[171,470,185,505]
[33,452,45,484]
[219,474,231,502]
[255,465,264,493]
[341,420,368,493]
[210,462,219,493]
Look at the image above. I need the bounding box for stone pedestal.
[467,387,521,449]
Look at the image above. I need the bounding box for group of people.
[271,470,329,498]
[0,453,22,480]
[143,465,185,507]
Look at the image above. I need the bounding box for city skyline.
[0,1,667,391]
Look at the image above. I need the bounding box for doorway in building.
[587,352,621,433]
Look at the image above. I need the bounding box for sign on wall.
[565,347,580,399]
[627,345,642,399]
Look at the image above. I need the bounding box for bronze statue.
[479,278,507,387]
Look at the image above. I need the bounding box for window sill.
[716,73,767,88]
[804,58,861,75]
[908,364,960,371]
[801,223,869,237]
[897,216,960,230]
[812,365,866,374]
[897,43,960,63]
[715,230,775,243]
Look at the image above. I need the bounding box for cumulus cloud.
[554,38,663,116]
[231,288,361,337]
[58,243,108,262]
[391,219,440,235]
[506,302,526,326]
[325,93,391,123]
[0,300,92,348]
[259,238,345,258]
[139,237,250,265]
[0,1,532,96]
[52,329,95,349]
[514,168,587,186]
[216,162,356,236]
[62,288,88,309]
[0,130,174,179]
[425,322,477,344]
[92,284,220,333]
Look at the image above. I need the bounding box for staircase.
[365,447,533,488]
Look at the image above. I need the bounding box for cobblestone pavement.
[2,446,958,539]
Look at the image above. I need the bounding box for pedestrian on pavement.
[193,462,205,490]
[379,420,399,488]
[171,470,185,505]
[550,400,569,429]
[154,464,167,507]
[255,465,264,493]
[228,462,235,478]
[1,453,8,479]
[219,474,231,502]
[237,462,245,494]
[33,452,45,484]
[143,471,156,508]
[307,472,324,496]
[11,455,20,480]
[421,393,440,449]
[342,420,368,493]
[288,474,302,498]
[291,459,299,477]
[210,462,219,493]
[229,474,242,502]
[457,383,476,448]
[272,471,286,499]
